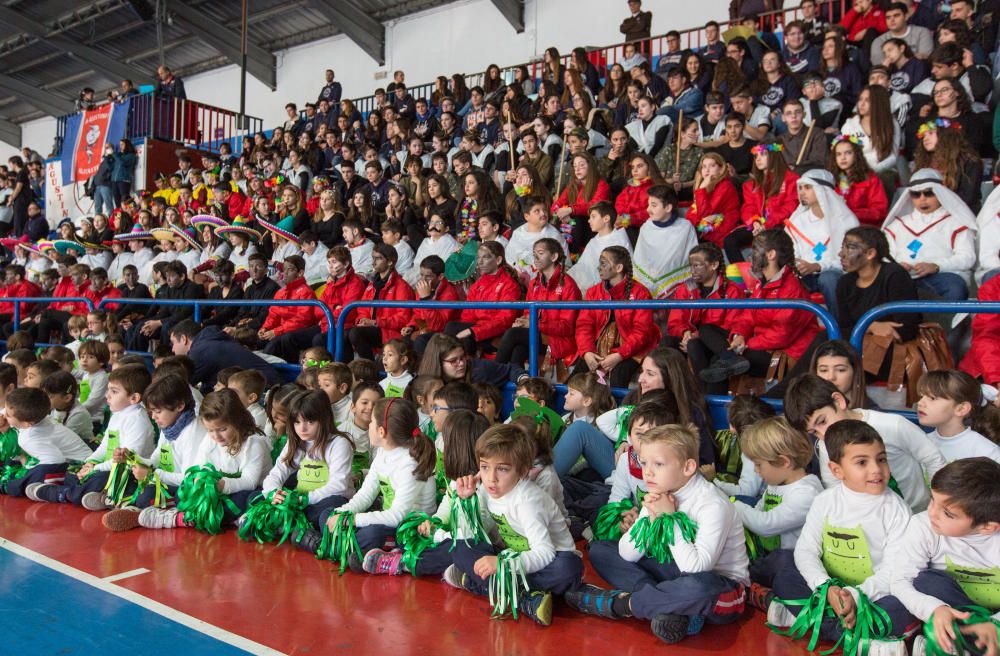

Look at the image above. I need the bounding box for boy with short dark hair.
[228,369,268,432]
[567,200,633,291]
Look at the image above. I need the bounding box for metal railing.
[334,298,839,374]
[849,301,1000,353]
[6,296,96,327]
[55,92,263,155]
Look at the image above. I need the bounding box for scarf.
[163,408,196,442]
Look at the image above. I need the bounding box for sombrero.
[80,240,110,251]
[150,226,177,243]
[258,215,299,244]
[113,223,153,241]
[52,239,86,256]
[0,235,28,250]
[37,240,58,255]
[216,216,262,242]
[169,225,202,251]
[444,239,479,283]
[190,214,228,230]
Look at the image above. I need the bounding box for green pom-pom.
[316,511,360,575]
[593,498,635,541]
[489,550,530,619]
[448,489,489,549]
[628,511,698,564]
[270,434,288,465]
[0,428,20,463]
[176,464,241,534]
[396,512,442,575]
[237,489,311,545]
[921,605,1000,656]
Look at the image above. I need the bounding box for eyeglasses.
[909,189,935,199]
[431,405,452,413]
[932,88,953,97]
[442,356,466,365]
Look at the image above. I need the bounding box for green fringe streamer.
[237,489,312,546]
[105,455,144,507]
[316,511,360,575]
[489,549,530,619]
[396,512,443,575]
[628,511,699,564]
[614,406,635,450]
[0,428,20,463]
[592,498,635,541]
[175,464,241,535]
[447,489,489,549]
[0,457,36,493]
[922,605,1000,656]
[270,434,288,465]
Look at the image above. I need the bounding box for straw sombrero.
[150,226,176,243]
[258,215,300,244]
[216,216,262,242]
[80,240,110,251]
[113,223,153,241]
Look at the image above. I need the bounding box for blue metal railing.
[5,296,96,327]
[94,297,337,353]
[848,301,1000,353]
[334,299,839,374]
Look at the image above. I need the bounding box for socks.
[612,593,633,618]
[175,511,186,528]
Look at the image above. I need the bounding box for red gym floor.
[0,495,816,655]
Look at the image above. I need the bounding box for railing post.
[12,300,19,328]
[527,304,539,376]
[193,302,201,324]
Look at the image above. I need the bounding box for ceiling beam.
[0,72,75,116]
[0,5,150,85]
[308,0,385,65]
[0,117,21,148]
[490,0,525,32]
[167,0,276,89]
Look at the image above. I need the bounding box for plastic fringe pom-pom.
[237,489,311,546]
[0,457,34,493]
[395,512,442,575]
[839,589,893,656]
[489,550,529,620]
[175,464,241,535]
[0,428,19,463]
[628,511,698,564]
[316,511,359,575]
[447,489,488,550]
[592,498,635,541]
[921,605,1000,656]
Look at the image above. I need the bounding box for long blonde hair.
[693,152,728,193]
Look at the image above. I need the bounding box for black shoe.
[698,351,751,384]
[293,528,321,554]
[347,552,364,574]
[650,613,690,644]
[565,583,628,619]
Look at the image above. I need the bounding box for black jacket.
[189,326,281,391]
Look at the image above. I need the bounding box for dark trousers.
[133,482,179,508]
[304,494,348,529]
[34,310,72,343]
[3,463,68,497]
[317,505,396,551]
[112,181,132,207]
[452,540,583,595]
[772,550,916,640]
[347,326,383,362]
[912,568,989,654]
[685,323,733,395]
[444,321,486,357]
[411,541,459,577]
[723,226,754,263]
[264,325,322,363]
[749,548,791,588]
[126,316,182,352]
[38,470,116,505]
[219,489,257,525]
[495,327,542,367]
[570,356,641,388]
[588,539,745,622]
[561,477,611,526]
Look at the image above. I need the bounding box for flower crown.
[263,174,286,189]
[751,143,783,155]
[830,133,863,149]
[916,118,960,140]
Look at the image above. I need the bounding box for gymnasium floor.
[0,495,816,656]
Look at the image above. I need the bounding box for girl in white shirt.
[917,370,1000,464]
[379,338,415,398]
[41,371,94,446]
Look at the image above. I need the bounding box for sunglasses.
[909,189,935,199]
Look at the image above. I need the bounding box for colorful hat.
[53,239,86,256]
[150,226,176,243]
[80,240,110,251]
[190,214,228,231]
[0,235,29,250]
[37,240,58,255]
[113,223,154,241]
[216,217,262,242]
[444,239,479,283]
[258,216,300,244]
[510,397,567,443]
[169,225,202,251]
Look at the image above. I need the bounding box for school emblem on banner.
[60,99,131,184]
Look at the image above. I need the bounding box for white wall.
[3,0,730,161]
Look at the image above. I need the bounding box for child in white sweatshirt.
[916,370,1000,464]
[77,340,111,425]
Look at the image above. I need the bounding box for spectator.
[8,156,29,238]
[870,2,933,65]
[780,99,827,174]
[619,0,651,45]
[317,68,342,105]
[92,145,115,217]
[75,87,96,112]
[658,67,704,123]
[170,319,280,391]
[155,65,186,99]
[782,21,821,75]
[110,139,138,208]
[225,253,278,336]
[827,135,888,227]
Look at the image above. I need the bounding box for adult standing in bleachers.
[619,0,651,56]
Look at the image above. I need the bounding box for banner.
[60,99,131,184]
[46,141,145,225]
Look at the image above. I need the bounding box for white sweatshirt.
[303,243,330,286]
[135,418,205,487]
[392,240,415,281]
[480,478,579,574]
[608,446,648,504]
[927,427,1000,464]
[88,404,156,471]
[734,474,825,550]
[379,372,414,398]
[883,208,977,282]
[406,234,460,285]
[80,369,109,422]
[714,453,766,498]
[195,434,271,495]
[431,480,493,544]
[794,484,912,603]
[340,414,371,454]
[18,418,93,464]
[262,437,355,505]
[50,405,94,444]
[504,224,570,277]
[336,446,436,528]
[619,473,750,585]
[568,229,633,293]
[348,239,375,280]
[890,512,1000,620]
[331,396,352,429]
[530,461,569,525]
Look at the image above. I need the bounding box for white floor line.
[0,537,285,656]
[101,567,151,582]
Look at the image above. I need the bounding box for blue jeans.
[916,272,969,300]
[800,270,843,322]
[552,421,616,478]
[94,185,114,216]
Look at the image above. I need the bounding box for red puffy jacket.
[525,266,582,361]
[728,266,821,360]
[552,178,612,218]
[840,6,886,42]
[740,171,800,230]
[262,277,319,337]
[837,173,887,227]
[410,280,461,333]
[686,178,742,248]
[357,271,415,343]
[51,278,92,316]
[667,276,745,338]
[0,279,41,316]
[85,284,122,313]
[461,270,522,342]
[614,178,654,228]
[961,274,1000,385]
[576,278,660,361]
[318,270,367,333]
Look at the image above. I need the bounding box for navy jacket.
[189,326,281,391]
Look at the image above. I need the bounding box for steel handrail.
[5,296,96,327]
[848,301,1000,353]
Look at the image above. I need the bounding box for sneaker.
[362,548,404,576]
[747,582,775,612]
[442,564,468,590]
[519,591,553,626]
[102,507,142,532]
[81,491,111,512]
[138,506,180,529]
[292,528,322,554]
[564,583,627,619]
[25,482,51,502]
[347,552,364,574]
[698,351,751,384]
[866,639,907,656]
[767,600,797,629]
[910,635,926,656]
[650,614,690,644]
[686,615,705,636]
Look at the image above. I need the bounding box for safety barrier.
[6,297,96,328]
[334,298,839,374]
[849,300,1000,353]
[93,297,338,354]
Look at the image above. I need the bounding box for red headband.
[382,398,395,431]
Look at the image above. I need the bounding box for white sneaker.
[442,564,466,590]
[138,507,179,529]
[81,491,111,511]
[865,639,907,656]
[910,635,926,656]
[767,600,797,629]
[25,482,49,502]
